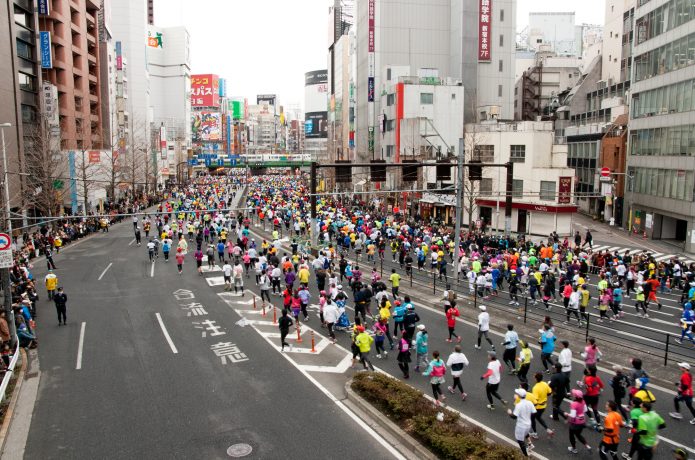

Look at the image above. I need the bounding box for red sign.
[478,0,492,61]
[476,199,578,214]
[368,0,375,52]
[88,151,101,164]
[558,176,572,204]
[600,167,611,177]
[191,74,220,108]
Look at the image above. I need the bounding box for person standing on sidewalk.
[669,362,695,424]
[54,286,67,325]
[446,345,469,400]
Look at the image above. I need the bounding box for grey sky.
[155,0,605,111]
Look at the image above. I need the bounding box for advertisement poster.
[40,31,52,69]
[558,176,572,204]
[88,151,101,164]
[191,74,220,108]
[192,112,222,142]
[304,112,327,139]
[478,0,492,61]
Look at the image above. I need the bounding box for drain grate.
[227,443,253,458]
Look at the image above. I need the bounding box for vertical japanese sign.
[478,0,491,62]
[368,0,375,157]
[40,32,52,69]
[558,176,572,204]
[88,151,101,164]
[367,77,375,102]
[37,0,50,15]
[115,41,122,70]
[368,0,375,52]
[191,74,220,108]
[160,126,167,160]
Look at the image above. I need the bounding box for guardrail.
[0,340,21,404]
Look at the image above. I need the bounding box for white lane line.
[155,313,178,354]
[76,322,86,370]
[150,260,155,278]
[128,238,136,246]
[97,262,113,281]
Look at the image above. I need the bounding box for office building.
[627,0,695,251]
[305,70,328,164]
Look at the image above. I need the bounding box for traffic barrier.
[262,302,266,317]
[272,306,277,324]
[310,331,316,353]
[296,324,303,343]
[253,296,257,309]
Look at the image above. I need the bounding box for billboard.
[558,176,572,204]
[191,74,220,108]
[147,30,163,48]
[38,0,49,15]
[257,94,276,106]
[368,0,375,52]
[305,70,328,86]
[88,151,101,164]
[228,100,244,120]
[305,112,327,139]
[115,41,122,70]
[40,31,52,69]
[160,126,167,160]
[192,112,222,142]
[478,0,492,61]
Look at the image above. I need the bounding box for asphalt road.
[246,212,695,459]
[23,217,396,459]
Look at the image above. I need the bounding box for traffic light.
[334,160,352,183]
[370,159,386,182]
[402,160,418,182]
[436,160,452,181]
[468,160,482,181]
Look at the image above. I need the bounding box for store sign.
[88,151,101,164]
[191,74,220,108]
[367,77,375,102]
[148,31,163,48]
[115,41,122,70]
[38,0,50,15]
[160,126,167,160]
[558,176,572,204]
[368,0,375,52]
[40,31,52,69]
[478,0,491,61]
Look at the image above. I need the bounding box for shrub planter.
[351,372,523,460]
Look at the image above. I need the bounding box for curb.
[343,380,437,460]
[0,348,27,454]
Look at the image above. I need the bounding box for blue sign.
[189,159,198,166]
[40,32,52,69]
[38,0,50,14]
[217,158,223,166]
[367,77,375,102]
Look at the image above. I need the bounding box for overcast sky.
[155,0,604,111]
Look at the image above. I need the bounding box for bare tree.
[22,115,69,217]
[463,123,487,230]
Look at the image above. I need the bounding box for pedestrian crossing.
[588,243,695,265]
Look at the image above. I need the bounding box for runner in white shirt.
[222,263,233,291]
[446,345,469,400]
[481,351,506,410]
[475,305,495,350]
[508,388,537,456]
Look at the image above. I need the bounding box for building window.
[480,178,493,194]
[510,145,526,163]
[499,60,503,72]
[16,40,32,60]
[500,9,504,21]
[498,85,503,97]
[512,179,523,198]
[420,92,434,104]
[20,104,35,123]
[477,145,495,162]
[540,181,556,201]
[386,145,395,157]
[17,72,35,92]
[386,119,395,132]
[386,93,395,106]
[499,35,504,47]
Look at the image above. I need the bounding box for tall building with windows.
[627,0,695,251]
[41,0,104,151]
[0,0,39,221]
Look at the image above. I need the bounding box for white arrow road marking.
[298,354,353,373]
[206,276,226,286]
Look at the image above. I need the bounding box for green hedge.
[351,372,524,460]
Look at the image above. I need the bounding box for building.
[0,0,41,224]
[527,12,582,56]
[147,25,191,185]
[246,103,277,154]
[305,70,328,164]
[353,0,516,193]
[40,0,104,151]
[627,0,695,251]
[466,120,577,235]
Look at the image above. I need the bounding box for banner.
[88,151,101,164]
[305,70,328,86]
[115,41,122,70]
[160,126,167,160]
[191,74,220,108]
[191,112,222,142]
[40,32,52,69]
[368,77,375,102]
[478,0,491,61]
[368,0,375,52]
[38,0,49,15]
[558,176,572,204]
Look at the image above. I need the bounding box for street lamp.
[0,123,17,346]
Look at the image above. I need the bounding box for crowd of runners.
[131,172,695,459]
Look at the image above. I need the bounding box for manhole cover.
[227,443,253,458]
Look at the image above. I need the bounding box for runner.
[446,345,469,400]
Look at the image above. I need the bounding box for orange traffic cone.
[310,331,316,353]
[296,325,303,343]
[272,306,277,324]
[253,296,257,309]
[261,302,266,317]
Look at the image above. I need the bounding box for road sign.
[0,233,12,268]
[600,167,611,177]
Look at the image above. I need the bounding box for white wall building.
[466,121,577,235]
[527,12,581,56]
[304,70,328,163]
[147,24,191,185]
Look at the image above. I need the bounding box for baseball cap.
[479,305,486,311]
[515,388,527,398]
[417,324,426,331]
[678,362,691,370]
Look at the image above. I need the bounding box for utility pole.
[453,138,464,276]
[0,124,17,345]
[310,161,318,255]
[504,161,513,235]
